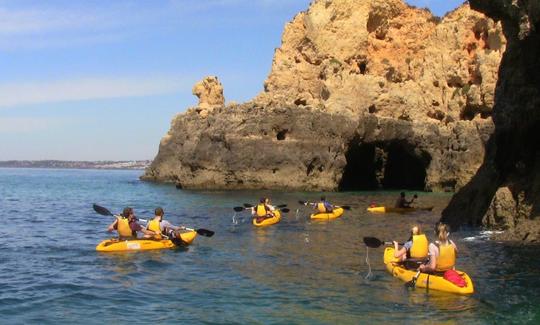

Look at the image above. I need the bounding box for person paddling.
[395,192,417,208]
[306,196,334,214]
[145,207,187,240]
[252,198,275,222]
[107,207,156,240]
[419,223,458,273]
[393,224,429,265]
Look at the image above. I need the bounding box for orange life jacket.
[436,241,456,271]
[116,216,134,238]
[409,234,428,259]
[147,218,162,239]
[317,202,327,213]
[256,204,268,217]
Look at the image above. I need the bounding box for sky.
[0,0,465,161]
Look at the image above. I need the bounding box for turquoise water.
[1,168,539,324]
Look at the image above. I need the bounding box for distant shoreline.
[0,160,152,170]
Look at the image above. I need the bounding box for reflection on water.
[0,168,539,324]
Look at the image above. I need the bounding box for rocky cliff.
[442,0,540,242]
[143,0,505,192]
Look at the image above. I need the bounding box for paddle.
[406,270,421,289]
[363,237,402,248]
[243,203,287,208]
[234,206,290,213]
[92,204,214,237]
[298,200,351,210]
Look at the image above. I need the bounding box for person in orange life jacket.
[393,224,429,262]
[252,198,275,220]
[395,192,416,208]
[107,207,157,240]
[308,196,333,214]
[419,222,458,273]
[145,207,185,240]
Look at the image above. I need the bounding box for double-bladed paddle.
[242,203,287,208]
[406,270,421,289]
[298,200,351,210]
[233,205,290,213]
[363,237,403,248]
[92,204,215,237]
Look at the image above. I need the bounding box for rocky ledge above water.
[143,0,505,192]
[442,0,540,242]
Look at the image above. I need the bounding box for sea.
[1,168,539,324]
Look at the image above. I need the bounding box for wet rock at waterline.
[143,0,505,192]
[442,0,540,242]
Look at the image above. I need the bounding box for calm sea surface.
[1,168,539,324]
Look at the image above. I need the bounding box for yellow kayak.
[384,247,474,295]
[96,231,197,252]
[252,210,281,227]
[367,206,434,213]
[310,207,344,220]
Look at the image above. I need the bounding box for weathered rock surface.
[192,76,225,118]
[442,0,540,242]
[143,0,504,193]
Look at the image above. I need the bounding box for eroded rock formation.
[442,0,540,242]
[143,0,505,193]
[192,76,225,118]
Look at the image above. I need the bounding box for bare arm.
[107,219,118,232]
[393,241,407,258]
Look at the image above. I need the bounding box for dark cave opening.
[338,141,429,191]
[338,143,379,191]
[382,143,428,190]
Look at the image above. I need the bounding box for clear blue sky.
[0,0,465,161]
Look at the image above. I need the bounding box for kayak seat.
[401,258,428,270]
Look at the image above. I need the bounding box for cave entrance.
[338,143,379,191]
[382,142,428,190]
[338,141,429,191]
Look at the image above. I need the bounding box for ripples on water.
[0,168,539,324]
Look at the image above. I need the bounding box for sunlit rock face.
[442,0,540,242]
[143,0,505,193]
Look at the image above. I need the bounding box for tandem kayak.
[96,230,197,252]
[367,206,434,213]
[310,207,344,220]
[253,210,281,227]
[383,247,474,295]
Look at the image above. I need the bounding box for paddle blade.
[280,208,290,213]
[298,200,307,205]
[363,237,383,248]
[276,204,287,208]
[340,205,352,210]
[243,203,254,208]
[93,204,113,216]
[406,270,421,289]
[233,207,245,212]
[196,228,215,237]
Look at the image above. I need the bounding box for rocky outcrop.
[192,76,225,118]
[143,0,505,193]
[442,0,540,242]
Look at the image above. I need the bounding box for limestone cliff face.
[143,0,504,193]
[442,0,540,242]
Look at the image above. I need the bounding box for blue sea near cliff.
[1,168,539,324]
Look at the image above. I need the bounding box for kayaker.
[394,192,416,208]
[393,224,429,264]
[146,207,186,240]
[419,222,458,273]
[252,198,275,221]
[107,207,156,240]
[308,196,334,214]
